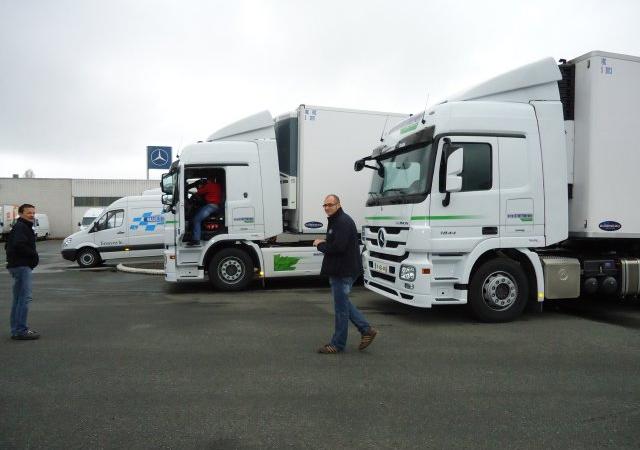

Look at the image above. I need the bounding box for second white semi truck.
[161,105,407,289]
[355,50,640,322]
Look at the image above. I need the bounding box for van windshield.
[82,217,96,226]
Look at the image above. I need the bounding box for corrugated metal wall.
[0,178,159,237]
[72,179,160,196]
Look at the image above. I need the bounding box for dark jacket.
[317,208,362,277]
[5,217,39,269]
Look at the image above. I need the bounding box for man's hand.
[313,239,325,247]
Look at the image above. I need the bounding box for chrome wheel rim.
[218,257,244,283]
[482,271,518,311]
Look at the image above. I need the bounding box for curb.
[116,264,164,275]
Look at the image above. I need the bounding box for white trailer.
[161,105,407,289]
[356,51,640,322]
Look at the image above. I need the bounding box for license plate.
[372,261,389,274]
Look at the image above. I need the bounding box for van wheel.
[468,258,529,322]
[208,248,254,291]
[77,248,101,268]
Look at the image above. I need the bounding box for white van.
[78,207,104,231]
[62,195,165,267]
[34,213,50,240]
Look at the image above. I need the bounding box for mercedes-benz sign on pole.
[147,146,172,170]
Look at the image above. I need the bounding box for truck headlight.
[399,265,416,281]
[63,237,73,246]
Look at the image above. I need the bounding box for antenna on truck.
[421,93,430,124]
[379,116,390,142]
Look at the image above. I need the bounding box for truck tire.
[208,248,254,291]
[77,247,101,268]
[468,258,529,322]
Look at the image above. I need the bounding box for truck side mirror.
[354,159,365,172]
[443,147,464,207]
[445,148,464,193]
[78,222,81,227]
[161,194,173,206]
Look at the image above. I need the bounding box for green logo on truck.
[274,254,302,271]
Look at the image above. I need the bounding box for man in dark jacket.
[313,194,377,353]
[5,204,40,340]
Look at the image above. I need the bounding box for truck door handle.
[117,231,125,234]
[243,192,248,198]
[482,226,498,235]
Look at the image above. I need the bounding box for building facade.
[0,178,159,237]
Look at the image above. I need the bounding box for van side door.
[91,208,128,259]
[127,204,165,256]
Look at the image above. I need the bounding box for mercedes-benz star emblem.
[377,228,386,247]
[151,148,169,167]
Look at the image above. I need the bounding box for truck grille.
[364,226,409,249]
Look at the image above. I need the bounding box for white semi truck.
[161,105,407,289]
[355,50,640,322]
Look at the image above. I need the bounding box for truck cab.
[161,112,282,288]
[357,57,569,322]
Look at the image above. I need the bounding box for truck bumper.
[61,249,77,261]
[363,251,466,308]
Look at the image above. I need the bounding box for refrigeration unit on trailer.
[161,105,408,289]
[355,51,640,322]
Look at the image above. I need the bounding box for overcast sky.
[1,0,639,180]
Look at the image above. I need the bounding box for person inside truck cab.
[187,177,222,246]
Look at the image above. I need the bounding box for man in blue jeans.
[5,203,40,340]
[313,194,377,353]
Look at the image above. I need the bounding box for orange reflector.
[169,255,176,260]
[422,268,431,274]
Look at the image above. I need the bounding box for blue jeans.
[8,266,33,336]
[192,203,219,241]
[329,276,370,351]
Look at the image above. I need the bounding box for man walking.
[5,204,40,340]
[313,194,377,353]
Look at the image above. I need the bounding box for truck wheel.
[468,258,529,322]
[208,248,254,291]
[77,248,101,268]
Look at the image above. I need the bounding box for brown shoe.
[317,344,341,354]
[358,327,378,350]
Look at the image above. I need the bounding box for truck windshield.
[367,143,435,206]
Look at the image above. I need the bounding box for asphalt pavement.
[1,240,639,449]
